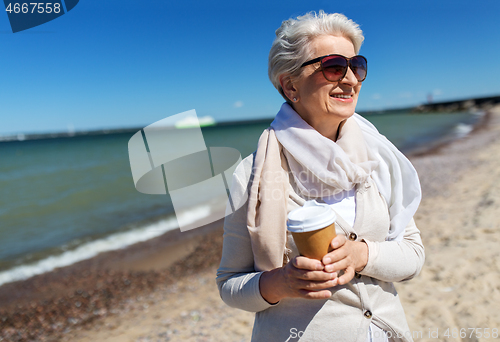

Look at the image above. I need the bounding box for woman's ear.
[279,74,298,103]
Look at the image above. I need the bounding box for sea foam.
[0,204,215,287]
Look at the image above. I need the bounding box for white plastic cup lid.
[287,200,336,233]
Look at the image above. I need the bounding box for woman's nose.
[340,66,359,86]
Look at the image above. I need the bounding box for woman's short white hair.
[268,11,364,101]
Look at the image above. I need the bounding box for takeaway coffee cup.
[287,200,337,260]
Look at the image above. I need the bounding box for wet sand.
[1,105,500,342]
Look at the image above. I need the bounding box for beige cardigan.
[216,153,425,342]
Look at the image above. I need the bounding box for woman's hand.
[259,236,368,303]
[322,235,368,285]
[259,256,338,304]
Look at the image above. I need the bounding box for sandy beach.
[2,105,500,342]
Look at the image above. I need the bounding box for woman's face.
[285,35,362,137]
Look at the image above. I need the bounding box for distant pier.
[414,95,500,112]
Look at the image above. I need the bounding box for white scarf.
[270,103,421,241]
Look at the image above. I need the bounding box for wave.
[452,123,474,138]
[451,110,484,139]
[0,203,216,287]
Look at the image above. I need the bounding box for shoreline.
[0,216,225,304]
[0,219,226,341]
[406,108,491,158]
[2,105,500,341]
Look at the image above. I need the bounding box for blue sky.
[1,0,499,135]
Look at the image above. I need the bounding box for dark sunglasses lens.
[321,56,348,81]
[350,56,367,81]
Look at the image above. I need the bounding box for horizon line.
[2,94,499,142]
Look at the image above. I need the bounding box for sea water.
[0,109,483,286]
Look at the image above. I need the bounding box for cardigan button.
[355,273,362,279]
[348,233,357,241]
[364,310,372,319]
[364,182,370,188]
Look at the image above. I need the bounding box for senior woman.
[216,11,424,342]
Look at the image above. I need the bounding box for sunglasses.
[300,54,367,82]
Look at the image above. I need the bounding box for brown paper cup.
[291,222,336,260]
[287,200,337,261]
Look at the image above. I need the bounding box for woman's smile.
[330,93,354,102]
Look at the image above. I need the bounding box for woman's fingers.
[337,267,355,285]
[322,235,347,265]
[324,257,348,273]
[322,239,368,274]
[280,256,339,299]
[260,255,339,303]
[288,257,335,281]
[322,248,349,273]
[293,255,323,271]
[299,289,333,299]
[295,277,337,290]
[295,269,337,281]
[331,234,347,249]
[286,275,337,298]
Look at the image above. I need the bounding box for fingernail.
[325,265,334,272]
[332,241,339,248]
[324,257,331,264]
[315,263,324,270]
